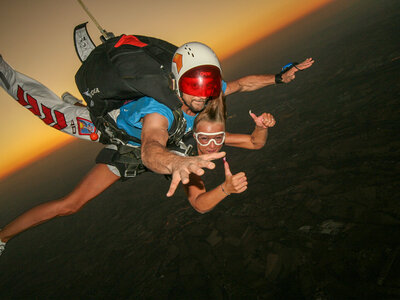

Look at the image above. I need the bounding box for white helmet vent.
[184,46,195,57]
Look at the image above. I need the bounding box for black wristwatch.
[275,73,284,84]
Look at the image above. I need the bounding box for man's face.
[181,93,209,113]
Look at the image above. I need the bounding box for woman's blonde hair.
[194,92,226,132]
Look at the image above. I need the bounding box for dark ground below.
[0,0,399,299]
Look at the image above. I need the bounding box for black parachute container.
[73,0,184,146]
[75,34,181,118]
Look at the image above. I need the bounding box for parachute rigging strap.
[76,0,114,41]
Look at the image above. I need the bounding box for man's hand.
[281,58,315,83]
[225,57,315,95]
[222,158,247,194]
[167,152,226,197]
[249,111,276,128]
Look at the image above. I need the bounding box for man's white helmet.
[171,42,222,99]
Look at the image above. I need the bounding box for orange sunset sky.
[0,0,332,180]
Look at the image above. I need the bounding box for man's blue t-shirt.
[116,97,196,145]
[116,80,227,145]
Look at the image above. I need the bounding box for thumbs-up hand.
[249,111,276,129]
[222,157,248,195]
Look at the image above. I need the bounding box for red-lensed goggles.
[179,65,222,99]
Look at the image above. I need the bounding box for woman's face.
[194,121,225,155]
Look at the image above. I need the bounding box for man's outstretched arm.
[224,58,315,96]
[140,113,225,197]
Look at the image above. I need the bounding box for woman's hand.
[222,158,247,195]
[249,111,276,129]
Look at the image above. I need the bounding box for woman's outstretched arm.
[225,111,276,149]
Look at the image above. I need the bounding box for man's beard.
[183,98,209,113]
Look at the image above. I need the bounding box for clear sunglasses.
[194,131,226,146]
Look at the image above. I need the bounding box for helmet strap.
[179,95,190,108]
[168,73,177,91]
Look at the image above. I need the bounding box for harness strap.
[95,113,141,145]
[95,107,187,147]
[96,145,147,179]
[167,109,187,146]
